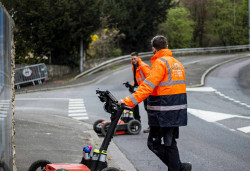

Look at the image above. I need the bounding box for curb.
[188,54,250,88]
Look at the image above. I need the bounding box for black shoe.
[143,127,150,133]
[181,162,192,171]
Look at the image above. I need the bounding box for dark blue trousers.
[147,127,181,171]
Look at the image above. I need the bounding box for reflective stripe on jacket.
[124,49,187,127]
[132,58,150,86]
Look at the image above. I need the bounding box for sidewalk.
[14,52,250,171]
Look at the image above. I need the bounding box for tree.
[102,0,177,53]
[158,7,194,49]
[182,0,210,47]
[1,0,101,66]
[204,0,248,46]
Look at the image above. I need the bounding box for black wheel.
[101,122,111,136]
[127,120,141,135]
[93,119,104,133]
[0,161,10,171]
[101,167,120,171]
[28,160,51,171]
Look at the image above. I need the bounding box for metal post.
[80,38,83,73]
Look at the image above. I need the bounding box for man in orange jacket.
[119,35,192,171]
[130,52,150,132]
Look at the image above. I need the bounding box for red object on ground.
[45,163,90,171]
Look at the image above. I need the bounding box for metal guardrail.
[75,44,250,79]
[14,63,48,89]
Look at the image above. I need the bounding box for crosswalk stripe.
[237,126,250,133]
[69,104,84,106]
[69,99,84,102]
[69,102,84,104]
[68,107,86,110]
[68,113,88,117]
[73,116,89,120]
[68,98,89,120]
[68,109,86,113]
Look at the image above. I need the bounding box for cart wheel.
[93,119,104,134]
[101,122,111,136]
[28,160,51,171]
[101,167,120,171]
[127,120,141,135]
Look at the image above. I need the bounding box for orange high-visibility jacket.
[132,58,150,86]
[124,49,187,127]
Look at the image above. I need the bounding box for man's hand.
[118,99,124,106]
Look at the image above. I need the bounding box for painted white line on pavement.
[68,113,88,117]
[186,87,216,92]
[69,102,84,106]
[68,98,89,120]
[73,116,89,120]
[188,108,250,122]
[188,108,236,122]
[68,109,86,113]
[69,99,84,102]
[237,126,250,133]
[213,89,250,109]
[68,107,86,110]
[16,98,70,101]
[187,87,250,109]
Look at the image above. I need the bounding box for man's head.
[151,35,168,54]
[131,52,139,65]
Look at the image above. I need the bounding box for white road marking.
[16,98,71,100]
[186,87,216,92]
[68,99,88,120]
[73,116,89,120]
[68,113,88,117]
[69,99,84,102]
[237,126,250,133]
[69,102,84,104]
[188,108,236,122]
[68,107,86,110]
[68,109,86,113]
[188,108,250,134]
[214,90,250,109]
[187,86,250,109]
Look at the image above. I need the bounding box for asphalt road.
[15,52,250,171]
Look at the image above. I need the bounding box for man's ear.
[152,47,157,54]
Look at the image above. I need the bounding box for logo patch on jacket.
[172,63,184,77]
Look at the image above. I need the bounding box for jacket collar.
[151,49,172,64]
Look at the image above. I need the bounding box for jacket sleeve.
[123,59,166,107]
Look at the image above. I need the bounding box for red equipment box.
[45,163,90,171]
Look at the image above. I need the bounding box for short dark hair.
[151,35,168,51]
[131,52,138,56]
